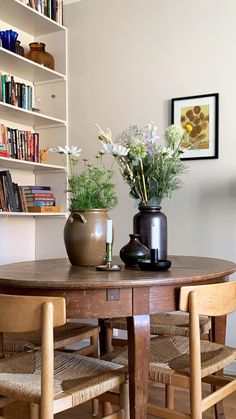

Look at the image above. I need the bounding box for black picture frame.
[171,93,219,160]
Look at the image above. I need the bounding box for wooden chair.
[0,321,100,358]
[103,282,236,418]
[104,312,211,353]
[0,294,129,419]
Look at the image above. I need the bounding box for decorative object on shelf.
[26,42,55,70]
[133,205,167,259]
[171,93,219,160]
[49,145,118,266]
[15,40,25,57]
[0,29,18,52]
[39,148,49,163]
[96,122,188,256]
[119,233,149,267]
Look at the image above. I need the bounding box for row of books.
[0,124,39,162]
[22,0,63,25]
[0,171,59,212]
[0,74,33,111]
[22,185,56,208]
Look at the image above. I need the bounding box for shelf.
[0,0,66,36]
[0,156,66,172]
[0,48,66,83]
[0,102,66,129]
[0,211,67,217]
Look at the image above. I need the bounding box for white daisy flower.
[49,145,82,157]
[102,143,129,157]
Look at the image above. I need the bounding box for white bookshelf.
[0,0,68,262]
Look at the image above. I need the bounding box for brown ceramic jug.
[26,42,54,70]
[64,209,111,266]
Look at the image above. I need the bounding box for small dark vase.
[26,42,54,70]
[15,40,25,57]
[120,234,150,267]
[133,205,167,260]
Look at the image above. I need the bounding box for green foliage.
[67,164,118,212]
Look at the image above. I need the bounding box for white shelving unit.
[0,0,68,263]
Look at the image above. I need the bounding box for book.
[27,200,55,206]
[1,74,6,103]
[27,205,61,212]
[0,170,18,211]
[24,193,54,198]
[22,185,52,191]
[19,186,28,212]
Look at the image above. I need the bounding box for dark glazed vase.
[26,42,54,70]
[64,209,110,266]
[120,234,150,267]
[133,205,167,260]
[15,40,25,57]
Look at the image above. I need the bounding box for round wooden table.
[0,255,235,419]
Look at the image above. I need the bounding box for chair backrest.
[0,294,66,332]
[179,282,236,316]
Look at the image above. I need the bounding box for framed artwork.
[171,93,219,160]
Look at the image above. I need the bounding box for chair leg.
[165,384,174,409]
[120,378,130,419]
[105,327,113,353]
[103,401,113,416]
[91,332,99,357]
[30,403,39,419]
[91,399,99,417]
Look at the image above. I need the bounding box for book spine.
[34,132,39,163]
[26,195,55,200]
[22,186,52,191]
[1,75,6,103]
[27,200,55,206]
[28,85,32,111]
[47,0,51,18]
[3,171,18,211]
[52,0,57,21]
[21,84,26,109]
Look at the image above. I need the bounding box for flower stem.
[140,158,148,202]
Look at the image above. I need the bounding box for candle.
[151,219,159,249]
[106,219,113,243]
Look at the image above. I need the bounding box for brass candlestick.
[106,242,112,268]
[96,242,122,271]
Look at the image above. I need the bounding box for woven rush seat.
[105,312,211,337]
[0,350,125,405]
[102,335,236,384]
[1,322,100,354]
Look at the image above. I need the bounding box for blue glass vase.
[0,30,18,51]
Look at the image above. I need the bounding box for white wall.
[64,0,236,353]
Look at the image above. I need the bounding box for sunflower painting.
[180,104,209,150]
[171,94,219,160]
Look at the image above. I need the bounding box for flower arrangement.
[49,145,118,212]
[95,122,187,206]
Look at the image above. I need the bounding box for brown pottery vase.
[64,209,110,267]
[133,205,167,260]
[26,42,54,70]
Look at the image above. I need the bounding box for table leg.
[127,315,150,419]
[211,315,227,419]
